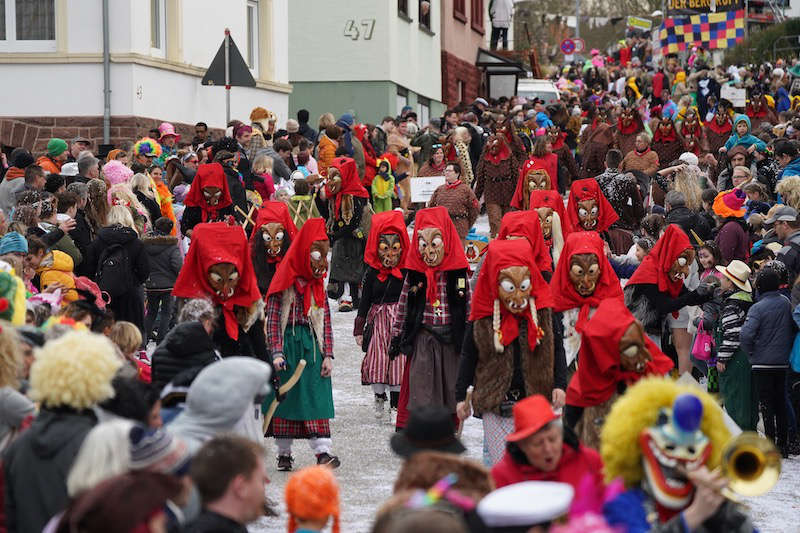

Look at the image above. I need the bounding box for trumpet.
[720,431,782,499]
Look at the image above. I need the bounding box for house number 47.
[344,19,376,40]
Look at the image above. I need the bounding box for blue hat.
[0,232,28,256]
[336,113,354,129]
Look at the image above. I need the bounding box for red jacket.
[491,442,604,492]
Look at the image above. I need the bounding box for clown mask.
[577,199,599,230]
[569,253,600,296]
[526,169,551,193]
[619,320,651,373]
[309,240,329,278]
[498,266,532,314]
[326,167,342,195]
[668,249,695,282]
[261,222,286,258]
[202,186,222,206]
[208,262,240,300]
[640,395,711,510]
[378,233,402,269]
[536,208,554,240]
[418,227,444,267]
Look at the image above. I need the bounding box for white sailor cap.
[476,481,573,529]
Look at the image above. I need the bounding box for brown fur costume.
[474,134,526,236]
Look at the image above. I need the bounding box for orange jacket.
[152,178,178,236]
[317,135,337,178]
[35,156,62,175]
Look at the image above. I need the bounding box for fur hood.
[142,233,179,247]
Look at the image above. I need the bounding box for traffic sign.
[560,38,576,55]
[574,38,586,53]
[201,32,255,88]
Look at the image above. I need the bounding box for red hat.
[528,189,571,235]
[364,210,411,281]
[566,178,619,233]
[250,201,298,242]
[510,156,559,209]
[404,206,469,306]
[184,163,233,222]
[506,395,559,443]
[470,239,553,351]
[496,211,552,273]
[326,157,369,218]
[627,224,692,298]
[172,223,261,340]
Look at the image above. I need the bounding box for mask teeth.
[493,299,504,353]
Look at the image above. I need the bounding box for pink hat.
[102,160,133,186]
[158,122,181,142]
[590,48,600,56]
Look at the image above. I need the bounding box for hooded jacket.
[4,408,97,533]
[143,232,183,289]
[151,321,220,390]
[37,249,78,304]
[723,115,767,152]
[740,291,795,367]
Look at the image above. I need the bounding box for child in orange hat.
[285,465,340,533]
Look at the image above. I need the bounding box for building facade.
[288,0,444,126]
[0,0,290,154]
[439,0,485,109]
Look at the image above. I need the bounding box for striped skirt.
[361,302,406,386]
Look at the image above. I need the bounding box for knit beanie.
[9,148,34,169]
[286,466,340,533]
[103,159,134,186]
[154,217,174,235]
[47,138,68,157]
[0,232,28,256]
[129,425,192,475]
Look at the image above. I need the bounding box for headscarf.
[497,211,552,273]
[550,231,623,334]
[653,117,678,142]
[267,218,329,316]
[565,298,674,407]
[566,179,619,233]
[403,206,469,305]
[325,156,369,218]
[528,189,572,235]
[183,163,233,222]
[627,224,692,298]
[172,222,261,340]
[469,240,552,351]
[509,156,559,209]
[249,200,298,261]
[364,210,411,282]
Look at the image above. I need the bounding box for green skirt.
[269,324,335,421]
[718,349,757,431]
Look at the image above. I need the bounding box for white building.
[0,0,289,154]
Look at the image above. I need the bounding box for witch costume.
[566,178,629,254]
[249,201,298,296]
[528,189,571,268]
[180,163,235,236]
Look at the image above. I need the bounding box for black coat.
[184,510,248,533]
[221,164,248,222]
[83,225,150,332]
[665,206,712,242]
[135,191,162,227]
[70,209,93,276]
[151,321,219,390]
[180,204,235,236]
[142,233,182,290]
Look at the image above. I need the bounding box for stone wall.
[440,50,483,109]
[0,116,221,156]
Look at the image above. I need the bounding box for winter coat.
[184,510,248,533]
[740,291,795,367]
[0,179,25,220]
[142,233,183,290]
[715,218,750,264]
[777,230,800,281]
[69,209,93,271]
[489,0,514,27]
[151,321,219,391]
[666,206,711,242]
[135,191,162,227]
[35,155,61,175]
[4,408,97,533]
[716,289,752,363]
[37,250,78,305]
[778,156,800,182]
[298,122,317,144]
[221,165,247,223]
[83,225,150,331]
[317,134,338,178]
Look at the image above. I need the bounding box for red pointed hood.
[184,163,233,222]
[497,211,553,273]
[250,201,298,241]
[364,210,411,281]
[326,156,369,218]
[528,189,571,235]
[566,178,619,233]
[627,224,691,298]
[510,156,559,209]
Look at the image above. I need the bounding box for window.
[453,0,466,22]
[398,0,409,18]
[150,0,166,55]
[247,0,259,72]
[396,86,409,117]
[471,0,484,34]
[0,0,56,51]
[417,96,431,126]
[419,0,431,29]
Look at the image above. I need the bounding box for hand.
[603,241,612,259]
[719,146,727,153]
[456,401,472,421]
[273,356,286,371]
[552,388,566,409]
[747,144,756,154]
[58,218,76,233]
[355,335,363,346]
[716,361,726,373]
[682,466,728,529]
[321,357,333,377]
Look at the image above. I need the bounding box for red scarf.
[746,103,767,119]
[172,222,261,340]
[363,210,410,281]
[183,163,233,222]
[627,224,691,298]
[325,156,369,219]
[706,117,732,135]
[267,218,329,315]
[565,298,674,407]
[446,179,463,190]
[469,240,553,351]
[249,201,298,263]
[528,189,572,235]
[403,207,469,306]
[497,211,552,273]
[566,178,619,233]
[550,132,567,151]
[550,232,624,334]
[633,147,652,157]
[653,122,677,143]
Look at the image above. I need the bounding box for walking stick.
[262,359,307,434]
[457,385,474,438]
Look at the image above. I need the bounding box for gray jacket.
[256,146,291,181]
[142,233,183,290]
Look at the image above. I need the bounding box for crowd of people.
[1,45,800,532]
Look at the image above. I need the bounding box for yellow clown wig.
[30,331,121,410]
[600,377,731,487]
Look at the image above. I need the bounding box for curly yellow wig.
[30,331,121,410]
[600,377,731,487]
[775,176,800,211]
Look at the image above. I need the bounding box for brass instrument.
[720,431,782,499]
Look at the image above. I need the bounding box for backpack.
[95,243,132,297]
